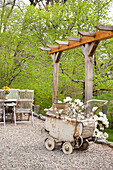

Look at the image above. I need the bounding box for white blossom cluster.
[63,97,85,120]
[44,97,109,139]
[93,111,109,139]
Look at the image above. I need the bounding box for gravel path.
[0,118,113,170]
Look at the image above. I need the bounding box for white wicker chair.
[7,89,19,99]
[0,89,5,126]
[14,90,34,125]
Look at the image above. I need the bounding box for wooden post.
[85,43,93,113]
[81,41,99,113]
[52,57,59,104]
[51,52,62,104]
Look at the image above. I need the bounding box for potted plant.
[2,86,10,99]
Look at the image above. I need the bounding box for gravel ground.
[0,118,113,170]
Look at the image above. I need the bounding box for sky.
[23,0,30,4]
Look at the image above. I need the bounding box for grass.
[104,128,113,142]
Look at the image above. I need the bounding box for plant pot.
[5,93,9,99]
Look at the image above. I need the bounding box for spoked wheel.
[75,136,83,148]
[45,137,56,151]
[80,139,89,150]
[62,142,73,154]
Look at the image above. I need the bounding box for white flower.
[58,100,62,103]
[103,132,108,139]
[99,125,104,130]
[59,109,63,114]
[92,107,98,112]
[103,121,109,128]
[75,106,79,110]
[71,103,75,108]
[103,114,107,119]
[73,115,76,118]
[78,102,83,106]
[82,105,85,109]
[73,108,76,113]
[93,121,98,128]
[94,128,100,138]
[44,108,49,111]
[81,112,85,115]
[93,115,98,121]
[98,116,104,121]
[74,99,81,104]
[106,123,109,128]
[64,97,72,103]
[68,118,71,121]
[99,112,104,117]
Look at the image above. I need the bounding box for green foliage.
[104,129,113,142]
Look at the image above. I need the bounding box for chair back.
[7,89,19,99]
[0,89,5,114]
[16,90,34,111]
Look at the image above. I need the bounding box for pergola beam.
[94,25,113,31]
[49,29,113,54]
[65,36,81,41]
[39,47,51,51]
[55,40,69,45]
[46,45,59,49]
[78,31,95,37]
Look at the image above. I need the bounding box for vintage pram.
[44,100,108,154]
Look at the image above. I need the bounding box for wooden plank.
[39,47,51,51]
[55,40,69,45]
[46,45,59,49]
[65,36,81,41]
[78,31,95,37]
[48,30,113,54]
[94,24,113,31]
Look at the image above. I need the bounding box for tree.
[29,0,67,7]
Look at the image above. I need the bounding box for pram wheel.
[62,142,73,154]
[80,139,89,150]
[45,137,56,151]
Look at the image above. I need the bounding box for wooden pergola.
[39,25,113,113]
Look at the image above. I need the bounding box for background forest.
[0,0,113,117]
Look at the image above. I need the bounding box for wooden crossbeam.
[78,31,95,37]
[39,47,51,51]
[65,36,81,41]
[88,41,100,56]
[48,29,113,54]
[55,40,69,45]
[94,25,113,31]
[46,45,59,49]
[55,51,62,63]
